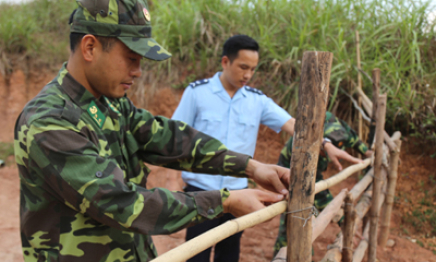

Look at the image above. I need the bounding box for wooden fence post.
[379,138,402,247]
[286,51,333,262]
[342,192,356,262]
[368,94,387,261]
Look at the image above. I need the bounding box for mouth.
[121,82,134,90]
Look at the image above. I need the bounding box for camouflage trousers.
[273,171,333,255]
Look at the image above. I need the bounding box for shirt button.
[95,171,103,178]
[207,208,215,215]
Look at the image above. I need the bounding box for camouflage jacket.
[14,63,249,262]
[277,111,368,171]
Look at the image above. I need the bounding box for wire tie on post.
[285,206,319,227]
[327,244,341,250]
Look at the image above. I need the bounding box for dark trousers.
[185,184,243,262]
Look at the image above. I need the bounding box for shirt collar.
[211,72,247,97]
[57,63,112,125]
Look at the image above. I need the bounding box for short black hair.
[221,35,259,62]
[69,33,117,53]
[68,10,116,53]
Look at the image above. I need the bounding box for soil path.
[1,70,435,262]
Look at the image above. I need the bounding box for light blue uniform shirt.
[172,72,292,190]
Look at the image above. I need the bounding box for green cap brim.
[118,36,171,61]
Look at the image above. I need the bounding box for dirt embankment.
[1,69,435,262]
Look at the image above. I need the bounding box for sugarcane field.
[1,0,436,262]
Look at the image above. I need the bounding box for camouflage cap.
[70,0,171,61]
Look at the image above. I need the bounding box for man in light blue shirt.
[171,35,361,262]
[172,35,295,262]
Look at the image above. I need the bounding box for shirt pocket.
[238,115,258,141]
[200,113,223,135]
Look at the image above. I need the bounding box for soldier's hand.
[364,150,374,158]
[324,142,363,171]
[245,159,290,195]
[223,189,284,217]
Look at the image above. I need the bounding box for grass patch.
[0,0,74,63]
[404,207,436,236]
[0,142,14,165]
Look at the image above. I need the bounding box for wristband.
[322,138,331,149]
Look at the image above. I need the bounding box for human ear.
[81,35,99,62]
[221,56,230,69]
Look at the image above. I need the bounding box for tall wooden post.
[342,192,356,262]
[367,69,380,148]
[368,94,387,261]
[286,51,333,262]
[379,138,402,247]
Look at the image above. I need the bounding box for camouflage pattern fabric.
[273,111,368,254]
[14,63,250,262]
[70,0,171,61]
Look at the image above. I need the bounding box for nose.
[244,70,253,80]
[130,60,142,78]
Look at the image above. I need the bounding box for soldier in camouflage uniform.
[273,111,373,254]
[14,1,291,261]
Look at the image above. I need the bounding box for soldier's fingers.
[268,170,288,195]
[339,151,363,164]
[276,165,290,189]
[255,189,285,203]
[331,157,343,171]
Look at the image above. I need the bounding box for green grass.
[0,142,14,165]
[1,0,436,139]
[0,0,74,62]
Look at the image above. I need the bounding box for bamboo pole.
[353,188,373,235]
[349,168,373,200]
[316,158,370,193]
[353,221,370,262]
[378,139,402,247]
[356,88,372,114]
[368,94,387,261]
[152,161,371,262]
[367,69,380,148]
[312,189,348,241]
[355,70,397,152]
[353,168,388,244]
[353,186,387,262]
[356,31,363,142]
[286,51,332,262]
[342,192,356,262]
[320,232,343,262]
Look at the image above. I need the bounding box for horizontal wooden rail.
[151,160,371,262]
[315,158,370,193]
[312,189,348,241]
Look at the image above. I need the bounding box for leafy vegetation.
[0,0,436,139]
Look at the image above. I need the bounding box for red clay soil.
[1,70,435,262]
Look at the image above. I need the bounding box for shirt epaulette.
[244,86,264,95]
[189,79,209,88]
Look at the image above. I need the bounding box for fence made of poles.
[150,65,402,262]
